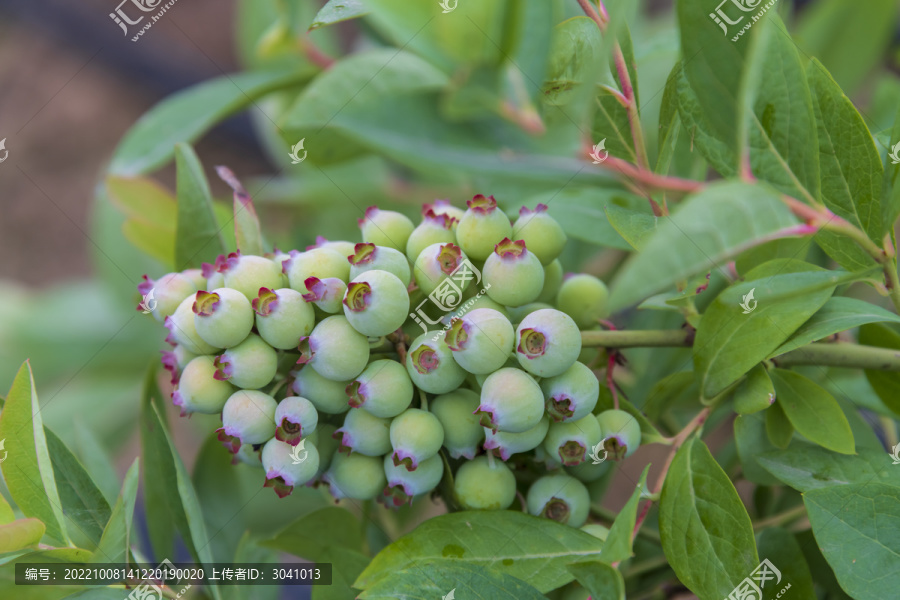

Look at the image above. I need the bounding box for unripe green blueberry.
[193,288,254,349]
[406,333,467,394]
[430,389,484,459]
[556,274,610,328]
[474,356,518,388]
[476,367,544,433]
[219,390,278,453]
[308,423,339,475]
[267,248,293,288]
[292,367,351,415]
[526,474,589,527]
[343,270,410,337]
[233,443,262,467]
[456,194,513,261]
[542,415,603,466]
[347,360,413,418]
[580,523,610,541]
[512,204,567,265]
[447,292,508,322]
[515,309,581,377]
[172,356,234,416]
[390,408,444,471]
[383,453,444,507]
[359,206,416,252]
[454,455,516,510]
[565,459,610,483]
[202,261,225,291]
[484,415,549,461]
[308,236,356,258]
[413,243,471,297]
[349,243,412,287]
[334,408,392,456]
[323,452,386,500]
[541,361,600,422]
[137,272,198,322]
[219,252,283,301]
[274,396,318,445]
[596,409,642,460]
[297,316,370,381]
[181,268,207,291]
[160,344,197,385]
[533,444,563,470]
[424,199,465,224]
[505,302,554,326]
[253,287,315,349]
[213,333,277,390]
[445,308,514,375]
[301,277,347,313]
[406,210,458,262]
[261,438,320,498]
[483,239,544,307]
[537,259,564,303]
[165,295,220,355]
[284,247,350,290]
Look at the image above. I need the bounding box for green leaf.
[71,421,121,507]
[805,483,900,600]
[357,560,547,600]
[310,0,368,30]
[216,166,263,256]
[770,297,900,357]
[883,104,900,225]
[764,401,793,450]
[734,412,783,486]
[608,181,799,312]
[0,519,45,553]
[106,175,177,268]
[858,323,900,415]
[601,465,649,563]
[175,144,226,269]
[90,459,139,564]
[733,365,775,415]
[659,437,758,599]
[694,259,837,398]
[758,446,900,492]
[603,204,657,251]
[544,17,605,110]
[567,561,624,600]
[139,367,174,560]
[109,68,310,176]
[0,362,69,544]
[222,532,280,600]
[0,490,13,525]
[755,527,816,600]
[769,369,854,454]
[355,511,604,593]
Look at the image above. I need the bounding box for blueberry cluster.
[140,196,642,528]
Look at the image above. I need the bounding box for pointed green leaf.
[659,437,758,599]
[756,527,816,600]
[0,519,45,553]
[769,369,854,454]
[765,401,793,450]
[139,367,174,560]
[757,447,899,492]
[175,143,226,269]
[262,507,363,560]
[216,166,263,256]
[601,465,649,563]
[90,459,139,564]
[0,362,69,544]
[882,104,900,226]
[309,0,368,30]
[858,322,900,416]
[603,204,658,251]
[567,561,625,600]
[609,182,799,311]
[734,412,783,486]
[733,365,775,415]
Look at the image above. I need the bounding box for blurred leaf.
[139,367,174,561]
[734,412,783,486]
[122,220,175,269]
[769,369,854,455]
[310,0,368,30]
[757,446,899,492]
[545,17,604,107]
[608,182,799,312]
[859,322,900,416]
[356,511,604,593]
[192,431,248,563]
[357,560,547,600]
[0,490,12,525]
[567,561,624,600]
[883,103,900,225]
[90,459,138,564]
[222,532,280,600]
[659,438,758,599]
[109,68,310,176]
[216,166,264,256]
[0,362,69,544]
[72,421,121,507]
[755,527,816,600]
[175,144,226,269]
[601,465,649,564]
[0,519,45,553]
[604,204,657,251]
[106,175,177,268]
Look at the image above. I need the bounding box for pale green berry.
[298,316,370,381]
[213,333,277,390]
[193,288,254,348]
[541,361,600,422]
[262,438,320,497]
[505,302,554,326]
[446,292,508,322]
[253,288,315,349]
[596,409,642,460]
[308,236,356,258]
[221,253,283,301]
[430,389,483,459]
[172,355,234,416]
[454,456,516,510]
[181,268,207,291]
[476,367,544,433]
[425,199,465,224]
[406,210,457,262]
[324,452,386,500]
[556,274,610,328]
[456,194,513,261]
[165,295,220,355]
[406,333,467,394]
[515,309,581,377]
[274,396,318,445]
[445,308,514,375]
[301,277,347,313]
[390,408,444,471]
[349,243,412,287]
[343,270,410,337]
[542,415,603,466]
[292,367,351,415]
[347,360,413,418]
[413,242,470,297]
[537,259,564,303]
[512,204,567,265]
[565,459,610,483]
[334,408,392,456]
[161,345,197,385]
[526,474,589,527]
[483,239,544,307]
[137,272,197,322]
[284,247,350,290]
[383,453,444,507]
[308,423,339,476]
[233,443,262,467]
[359,206,416,252]
[484,415,549,461]
[219,390,278,453]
